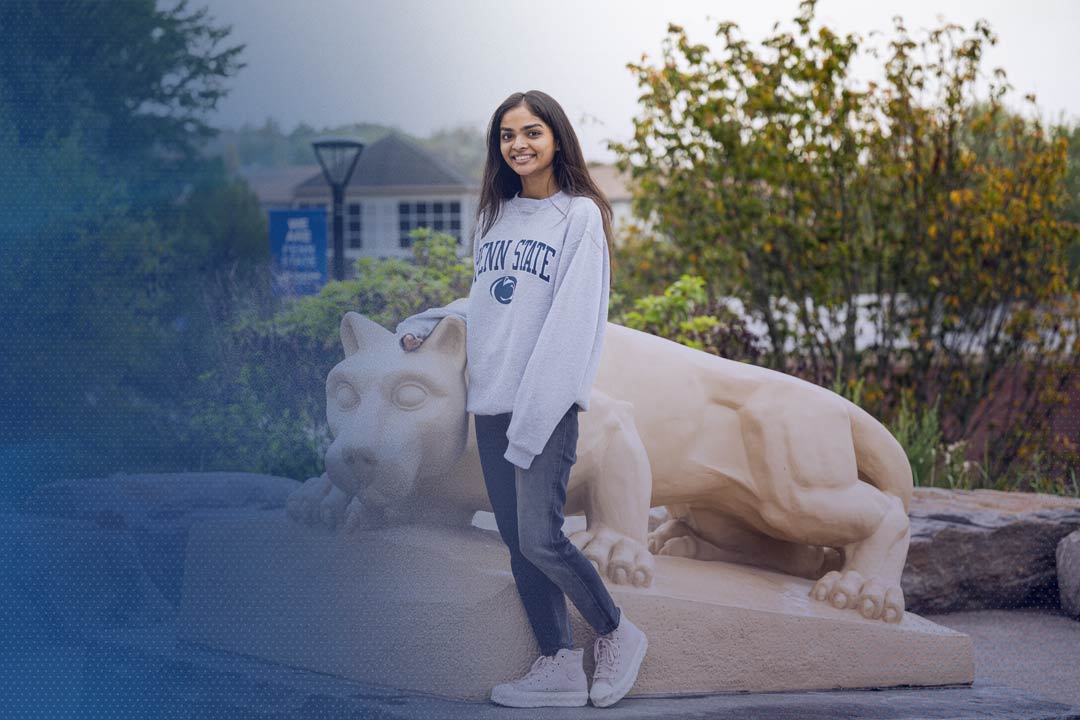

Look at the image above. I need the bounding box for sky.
[202,0,1080,163]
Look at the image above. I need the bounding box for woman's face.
[499,104,560,182]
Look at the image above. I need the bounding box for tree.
[1052,120,1080,276]
[0,0,245,207]
[0,1,255,483]
[611,0,1079,481]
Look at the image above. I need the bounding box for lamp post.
[312,137,364,281]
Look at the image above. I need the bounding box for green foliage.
[609,226,692,317]
[181,362,325,481]
[0,0,261,489]
[423,126,488,182]
[1024,458,1077,497]
[0,101,157,442]
[0,121,268,469]
[891,391,989,490]
[616,275,767,361]
[248,227,471,352]
[829,375,865,405]
[892,393,945,487]
[1050,120,1080,277]
[168,178,270,272]
[888,389,1080,496]
[182,231,471,478]
[0,0,244,173]
[611,0,1080,485]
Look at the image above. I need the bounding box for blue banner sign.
[270,209,327,296]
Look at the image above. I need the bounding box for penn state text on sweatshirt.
[394,190,610,470]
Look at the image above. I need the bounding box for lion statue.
[287,312,913,623]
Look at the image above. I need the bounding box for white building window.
[348,202,362,249]
[398,199,462,247]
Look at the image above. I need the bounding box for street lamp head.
[312,137,364,282]
[312,137,365,188]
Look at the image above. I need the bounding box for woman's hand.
[401,333,425,351]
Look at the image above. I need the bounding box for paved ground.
[8,608,1078,719]
[924,608,1080,708]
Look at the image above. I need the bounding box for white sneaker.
[589,614,648,707]
[490,648,588,708]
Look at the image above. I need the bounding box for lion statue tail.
[847,401,914,513]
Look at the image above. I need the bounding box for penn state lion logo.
[489,275,517,304]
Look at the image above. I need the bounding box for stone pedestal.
[179,514,973,700]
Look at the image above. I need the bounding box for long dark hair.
[476,90,615,287]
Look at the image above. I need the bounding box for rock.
[903,488,1080,614]
[650,490,1080,615]
[23,472,300,607]
[1058,530,1080,619]
[25,471,299,524]
[19,473,1080,621]
[1,513,175,644]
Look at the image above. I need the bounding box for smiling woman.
[499,111,560,196]
[393,90,646,709]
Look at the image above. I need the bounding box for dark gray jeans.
[474,405,621,656]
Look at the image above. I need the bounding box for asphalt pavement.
[923,607,1080,708]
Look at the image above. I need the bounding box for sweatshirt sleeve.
[503,220,608,469]
[394,297,468,349]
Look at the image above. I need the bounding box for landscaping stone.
[8,474,1080,714]
[645,489,1080,614]
[1058,529,1080,619]
[19,474,1080,618]
[904,488,1080,613]
[0,513,174,645]
[23,472,300,606]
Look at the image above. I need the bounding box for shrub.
[181,229,470,479]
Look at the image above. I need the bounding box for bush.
[615,275,767,361]
[610,2,1080,487]
[180,229,470,479]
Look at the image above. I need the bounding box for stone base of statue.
[178,513,973,701]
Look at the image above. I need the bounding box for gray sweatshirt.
[395,190,610,470]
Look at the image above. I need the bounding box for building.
[287,131,479,275]
[239,133,640,274]
[587,162,634,240]
[236,164,324,215]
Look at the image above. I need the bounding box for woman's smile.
[499,104,560,195]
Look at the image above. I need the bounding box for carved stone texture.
[903,488,1080,614]
[299,313,916,623]
[1058,530,1080,619]
[181,514,973,700]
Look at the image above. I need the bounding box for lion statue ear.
[425,316,466,368]
[339,311,394,357]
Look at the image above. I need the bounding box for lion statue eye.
[393,382,428,409]
[335,382,360,410]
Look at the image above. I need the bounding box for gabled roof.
[237,164,322,205]
[295,131,474,193]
